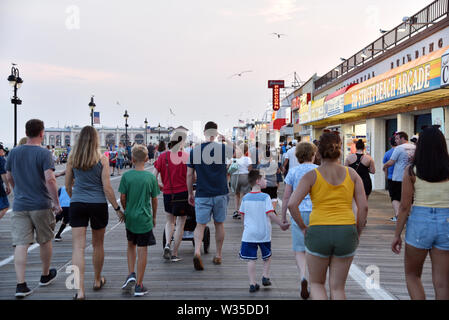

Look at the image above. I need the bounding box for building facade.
[44,125,186,148]
[285,0,449,190]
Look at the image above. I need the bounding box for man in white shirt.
[383,131,416,222]
[282,140,299,174]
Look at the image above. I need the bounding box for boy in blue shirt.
[239,169,289,292]
[55,186,71,241]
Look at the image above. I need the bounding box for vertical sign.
[268,80,285,111]
[273,85,280,111]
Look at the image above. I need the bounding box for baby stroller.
[162,185,210,254]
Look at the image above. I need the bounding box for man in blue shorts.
[187,121,233,270]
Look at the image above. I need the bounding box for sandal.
[212,256,222,265]
[93,276,106,291]
[73,293,86,300]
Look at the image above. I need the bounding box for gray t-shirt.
[6,145,55,211]
[390,143,416,182]
[71,161,107,203]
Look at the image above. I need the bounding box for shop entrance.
[385,119,397,152]
[414,113,432,134]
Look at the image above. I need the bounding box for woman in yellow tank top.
[391,126,449,300]
[288,132,368,300]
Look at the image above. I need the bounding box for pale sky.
[0,0,430,146]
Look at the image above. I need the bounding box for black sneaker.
[39,268,57,286]
[55,235,62,242]
[15,283,33,298]
[134,284,148,297]
[249,284,260,293]
[122,272,136,291]
[262,276,272,286]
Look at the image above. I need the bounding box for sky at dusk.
[0,0,430,146]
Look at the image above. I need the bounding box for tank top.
[413,168,449,208]
[71,161,107,203]
[309,167,356,226]
[349,153,372,195]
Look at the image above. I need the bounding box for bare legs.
[165,213,187,257]
[247,257,271,285]
[72,227,106,298]
[14,240,53,285]
[295,251,307,280]
[404,244,449,300]
[306,253,353,300]
[127,242,148,286]
[194,222,225,259]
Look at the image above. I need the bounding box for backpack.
[228,159,239,175]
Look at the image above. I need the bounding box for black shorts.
[389,180,402,202]
[56,207,70,224]
[69,202,109,230]
[163,191,193,216]
[126,228,156,247]
[262,187,278,199]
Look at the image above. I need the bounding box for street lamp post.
[8,64,23,147]
[158,123,161,142]
[144,118,148,145]
[88,95,96,126]
[124,110,129,148]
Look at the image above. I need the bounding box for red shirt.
[154,150,189,194]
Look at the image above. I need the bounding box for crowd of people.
[1,118,448,300]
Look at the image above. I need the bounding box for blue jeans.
[291,210,311,252]
[405,206,449,250]
[195,195,228,224]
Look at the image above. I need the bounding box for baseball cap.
[0,145,4,151]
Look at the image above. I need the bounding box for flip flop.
[93,277,106,291]
[212,256,222,265]
[73,293,86,300]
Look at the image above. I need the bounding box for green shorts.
[305,225,359,258]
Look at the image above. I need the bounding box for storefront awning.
[305,45,449,127]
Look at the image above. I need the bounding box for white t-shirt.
[239,192,274,243]
[390,142,416,182]
[233,156,252,175]
[285,147,299,170]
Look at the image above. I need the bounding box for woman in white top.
[391,126,449,300]
[230,144,252,219]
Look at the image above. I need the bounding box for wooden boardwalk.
[0,165,437,300]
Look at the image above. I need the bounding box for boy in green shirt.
[119,145,160,297]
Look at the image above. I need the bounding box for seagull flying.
[169,108,175,116]
[229,70,252,79]
[272,33,286,39]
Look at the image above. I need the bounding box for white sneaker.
[163,245,171,260]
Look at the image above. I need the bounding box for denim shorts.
[239,241,272,261]
[291,210,311,252]
[116,158,124,169]
[195,195,228,224]
[405,206,449,251]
